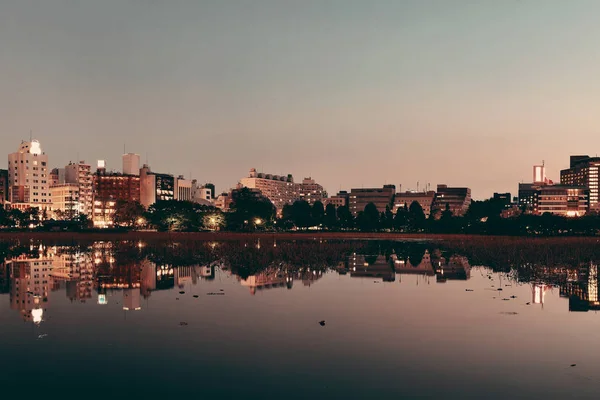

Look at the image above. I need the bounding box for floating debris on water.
[207,292,225,296]
[179,322,188,326]
[500,312,518,315]
[193,295,199,298]
[319,320,326,326]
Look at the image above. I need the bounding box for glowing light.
[32,308,43,324]
[30,141,42,155]
[255,218,262,225]
[98,294,107,305]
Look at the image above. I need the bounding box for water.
[1,238,599,399]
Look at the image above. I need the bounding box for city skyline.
[4,1,600,199]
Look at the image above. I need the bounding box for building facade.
[92,171,141,227]
[175,176,193,202]
[7,140,51,211]
[122,153,141,176]
[432,184,471,217]
[348,185,396,216]
[560,155,600,211]
[298,177,326,205]
[392,190,436,218]
[239,168,297,211]
[139,165,175,208]
[50,184,80,219]
[534,185,588,217]
[0,169,7,205]
[65,161,93,217]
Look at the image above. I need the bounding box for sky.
[2,0,600,199]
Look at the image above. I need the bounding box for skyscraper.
[7,139,51,211]
[122,153,141,176]
[65,161,93,217]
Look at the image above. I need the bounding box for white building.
[175,176,193,202]
[8,139,51,211]
[50,184,80,219]
[122,153,141,176]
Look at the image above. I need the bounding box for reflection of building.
[561,262,600,312]
[532,284,549,305]
[0,261,9,294]
[140,261,156,298]
[8,252,53,323]
[391,250,435,276]
[349,186,396,216]
[434,255,471,282]
[140,164,175,207]
[346,254,395,282]
[240,268,290,295]
[123,288,141,311]
[50,249,93,302]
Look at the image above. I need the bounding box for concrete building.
[50,184,80,219]
[534,185,588,217]
[175,176,193,202]
[239,168,297,211]
[298,177,326,205]
[560,155,600,211]
[7,139,51,211]
[348,185,396,216]
[122,153,141,176]
[393,190,436,218]
[50,168,65,186]
[65,161,93,217]
[92,171,140,227]
[192,180,213,204]
[140,165,175,208]
[0,169,8,205]
[432,184,471,217]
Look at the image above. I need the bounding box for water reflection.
[1,239,600,324]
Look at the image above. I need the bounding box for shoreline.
[0,231,597,243]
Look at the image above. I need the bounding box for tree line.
[2,188,600,236]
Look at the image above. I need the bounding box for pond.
[0,238,599,399]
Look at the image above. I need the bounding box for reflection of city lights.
[32,308,43,324]
[98,294,107,305]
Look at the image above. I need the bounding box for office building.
[50,184,80,219]
[122,153,141,176]
[534,185,588,217]
[393,190,436,218]
[140,165,175,208]
[432,184,471,217]
[65,161,93,217]
[560,155,600,211]
[7,139,51,211]
[323,191,349,209]
[0,169,7,205]
[348,185,396,216]
[92,170,140,227]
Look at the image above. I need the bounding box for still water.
[1,238,599,399]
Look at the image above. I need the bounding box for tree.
[311,201,325,228]
[324,203,338,230]
[291,200,313,229]
[113,200,145,228]
[146,200,212,231]
[408,201,426,231]
[337,205,354,229]
[227,188,276,231]
[393,203,408,231]
[358,202,380,232]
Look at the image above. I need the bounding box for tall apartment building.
[122,153,141,176]
[65,161,93,217]
[298,177,325,205]
[432,184,471,217]
[560,155,600,211]
[7,139,51,211]
[239,168,297,211]
[393,190,436,218]
[139,165,175,208]
[0,169,8,205]
[534,185,588,217]
[92,170,141,227]
[348,185,396,216]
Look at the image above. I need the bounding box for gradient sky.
[2,0,600,199]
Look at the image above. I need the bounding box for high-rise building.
[175,176,193,202]
[122,153,141,176]
[348,185,396,216]
[65,161,93,217]
[432,184,471,217]
[560,155,600,211]
[393,190,436,218]
[92,170,140,227]
[139,165,175,208]
[0,169,8,205]
[7,139,51,211]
